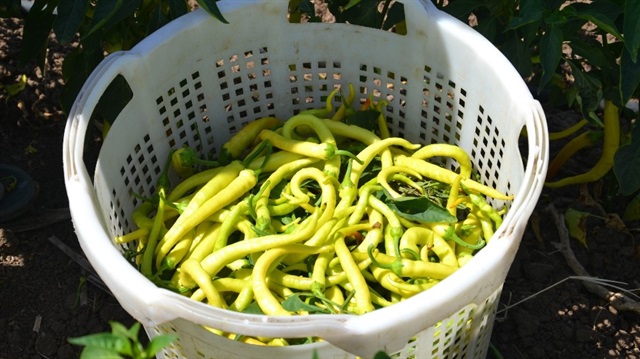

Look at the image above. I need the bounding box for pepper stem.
[443,226,485,250]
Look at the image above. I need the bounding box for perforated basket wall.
[63,1,548,358]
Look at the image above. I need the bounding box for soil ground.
[1,13,640,359]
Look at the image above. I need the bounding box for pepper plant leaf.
[475,15,498,44]
[196,0,229,24]
[20,1,57,69]
[568,1,623,41]
[242,302,264,314]
[568,60,603,126]
[373,351,393,359]
[614,122,640,196]
[147,5,170,34]
[146,335,178,357]
[53,0,88,44]
[2,74,27,97]
[336,0,382,29]
[624,0,640,62]
[345,109,379,132]
[620,44,640,105]
[282,294,326,313]
[168,0,189,18]
[344,0,360,10]
[623,191,640,222]
[382,1,404,31]
[76,346,122,359]
[436,0,483,20]
[0,0,22,17]
[568,36,616,73]
[384,195,457,224]
[506,0,545,30]
[538,23,564,92]
[116,321,141,342]
[499,26,535,78]
[68,333,131,356]
[564,207,590,248]
[84,0,124,38]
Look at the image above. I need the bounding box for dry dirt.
[1,13,640,359]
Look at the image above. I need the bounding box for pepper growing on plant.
[546,101,621,188]
[545,130,602,180]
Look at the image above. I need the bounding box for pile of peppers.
[116,86,513,345]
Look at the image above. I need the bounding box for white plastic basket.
[63,1,548,358]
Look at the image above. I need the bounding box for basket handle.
[63,51,136,185]
[503,101,549,230]
[63,51,187,327]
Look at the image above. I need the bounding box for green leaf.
[294,0,318,22]
[623,190,640,221]
[300,0,316,17]
[281,294,325,313]
[242,301,264,314]
[68,333,130,354]
[197,0,229,24]
[568,36,616,72]
[501,29,534,78]
[564,207,590,248]
[384,195,457,224]
[107,0,142,28]
[85,0,142,39]
[475,16,498,44]
[507,0,545,30]
[568,60,603,125]
[338,0,382,29]
[60,46,103,112]
[117,321,141,341]
[167,0,189,19]
[382,1,404,31]
[439,0,484,21]
[538,23,563,91]
[109,321,130,338]
[543,8,567,26]
[373,351,393,359]
[85,0,124,37]
[343,0,361,11]
[20,1,57,69]
[54,0,88,43]
[78,346,123,359]
[0,0,23,17]
[147,5,170,34]
[620,48,640,105]
[2,74,27,97]
[568,1,623,41]
[614,122,640,195]
[345,109,379,132]
[624,0,640,62]
[145,335,177,357]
